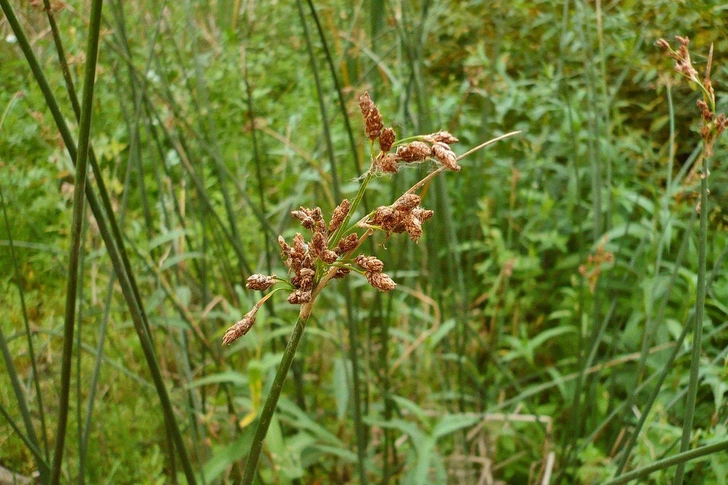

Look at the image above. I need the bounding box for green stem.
[241,304,313,484]
[51,1,104,482]
[674,151,710,485]
[603,438,728,485]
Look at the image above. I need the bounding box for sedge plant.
[222,92,519,483]
[655,36,727,485]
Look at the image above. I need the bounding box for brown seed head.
[332,267,351,279]
[365,271,397,291]
[292,233,307,255]
[656,38,670,50]
[431,142,461,171]
[335,233,359,255]
[329,199,351,233]
[379,127,396,152]
[278,235,291,253]
[697,99,713,122]
[393,193,421,211]
[375,153,400,173]
[423,131,459,144]
[291,207,315,230]
[404,216,423,241]
[246,274,277,291]
[311,231,327,258]
[396,141,431,162]
[716,113,728,137]
[321,249,339,264]
[222,307,259,345]
[287,289,312,304]
[355,255,385,272]
[294,267,315,291]
[359,91,374,116]
[359,92,384,140]
[369,206,398,232]
[413,207,434,222]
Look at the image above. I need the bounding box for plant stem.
[674,152,710,485]
[603,437,728,485]
[51,1,104,482]
[241,303,314,484]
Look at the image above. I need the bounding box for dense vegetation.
[1,1,728,483]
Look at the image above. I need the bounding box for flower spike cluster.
[221,91,504,346]
[658,36,728,158]
[359,92,461,173]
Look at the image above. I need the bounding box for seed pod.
[222,307,259,345]
[375,153,400,173]
[355,255,385,272]
[393,193,421,212]
[246,274,277,291]
[365,271,397,291]
[329,199,351,233]
[423,131,459,144]
[379,127,396,152]
[396,141,431,162]
[431,142,460,171]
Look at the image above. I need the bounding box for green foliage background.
[1,0,728,483]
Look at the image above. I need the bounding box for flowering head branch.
[222,92,519,345]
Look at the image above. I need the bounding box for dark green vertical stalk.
[305,0,362,177]
[295,0,341,201]
[51,1,104,482]
[674,152,710,485]
[241,312,312,485]
[76,211,88,484]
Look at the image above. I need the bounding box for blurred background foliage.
[1,0,728,483]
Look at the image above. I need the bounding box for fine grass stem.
[51,0,103,481]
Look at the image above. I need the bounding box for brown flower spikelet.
[431,142,460,171]
[246,274,276,291]
[404,216,423,241]
[287,289,312,304]
[366,271,396,291]
[413,207,434,222]
[396,141,431,162]
[393,193,421,211]
[222,308,259,345]
[291,208,315,229]
[321,249,339,264]
[335,233,359,255]
[293,267,315,291]
[355,255,385,272]
[379,127,396,152]
[423,131,459,145]
[329,199,351,233]
[375,153,400,173]
[332,267,351,279]
[359,91,374,116]
[359,92,384,140]
[369,206,398,231]
[311,231,327,258]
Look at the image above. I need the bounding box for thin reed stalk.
[51,1,103,481]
